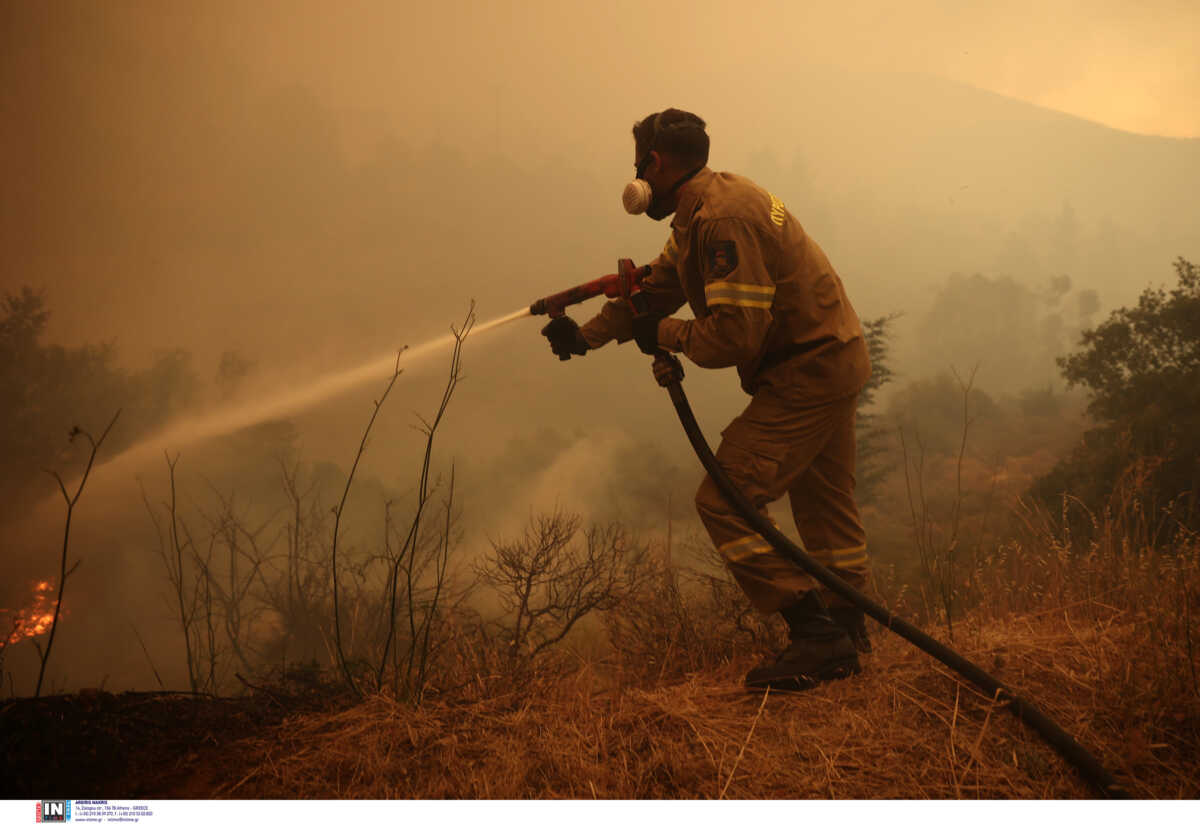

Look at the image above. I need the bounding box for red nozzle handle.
[617,258,651,314]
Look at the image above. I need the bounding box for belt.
[757,336,836,373]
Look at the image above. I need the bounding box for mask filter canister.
[622,179,652,215]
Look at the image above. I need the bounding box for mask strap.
[665,165,704,197]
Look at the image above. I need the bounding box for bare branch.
[35,408,121,697]
[331,352,405,695]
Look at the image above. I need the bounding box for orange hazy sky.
[192,0,1198,140]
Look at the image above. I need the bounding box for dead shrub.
[605,535,781,684]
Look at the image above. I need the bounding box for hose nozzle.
[529,259,645,319]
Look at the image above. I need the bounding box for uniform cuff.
[579,319,612,349]
[658,317,687,353]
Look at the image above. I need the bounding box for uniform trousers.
[695,389,869,613]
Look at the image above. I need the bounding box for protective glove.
[541,315,590,360]
[631,312,664,355]
[652,353,685,387]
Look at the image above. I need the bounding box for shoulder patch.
[706,240,738,278]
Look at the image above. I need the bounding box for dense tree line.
[0,287,199,520]
[1033,258,1200,531]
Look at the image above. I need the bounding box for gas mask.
[622,153,657,217]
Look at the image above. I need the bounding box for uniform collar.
[671,166,714,230]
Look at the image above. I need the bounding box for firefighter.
[542,109,872,690]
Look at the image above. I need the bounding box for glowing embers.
[2,580,61,645]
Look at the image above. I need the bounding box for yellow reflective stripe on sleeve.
[707,295,774,309]
[661,233,679,265]
[704,280,775,310]
[705,281,774,297]
[718,533,774,563]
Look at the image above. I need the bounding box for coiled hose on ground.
[653,356,1128,799]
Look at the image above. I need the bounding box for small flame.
[2,580,61,646]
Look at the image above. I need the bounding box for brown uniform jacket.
[581,168,871,403]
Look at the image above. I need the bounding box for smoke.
[485,429,642,537]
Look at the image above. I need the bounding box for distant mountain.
[725,69,1197,314]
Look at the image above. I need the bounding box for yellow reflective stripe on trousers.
[808,544,869,569]
[719,533,774,562]
[704,280,775,310]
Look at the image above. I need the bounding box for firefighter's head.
[622,109,709,220]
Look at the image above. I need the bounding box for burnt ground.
[2,610,1197,800]
[1,682,353,798]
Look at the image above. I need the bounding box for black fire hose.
[651,355,1128,799]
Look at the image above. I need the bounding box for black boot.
[829,606,872,654]
[745,592,860,691]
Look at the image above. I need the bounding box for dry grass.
[186,483,1200,800]
[210,596,1198,799]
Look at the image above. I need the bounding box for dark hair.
[632,108,709,168]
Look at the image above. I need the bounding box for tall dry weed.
[957,462,1200,769]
